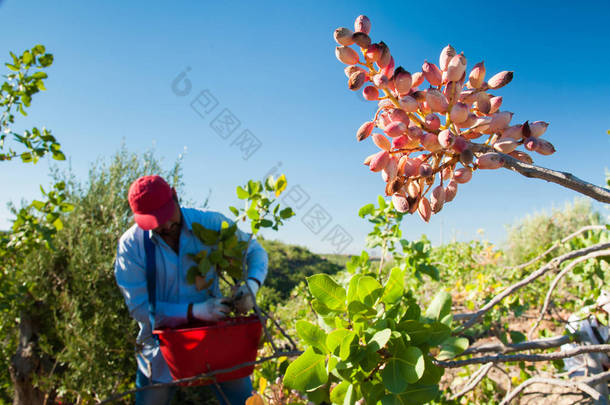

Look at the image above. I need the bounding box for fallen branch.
[509,225,607,272]
[471,144,610,204]
[498,376,603,405]
[434,344,610,368]
[582,370,610,388]
[449,362,493,400]
[98,350,303,404]
[458,334,574,357]
[456,242,610,332]
[529,249,610,339]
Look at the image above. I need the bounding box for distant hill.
[257,238,344,305]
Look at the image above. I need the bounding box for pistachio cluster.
[335,15,555,221]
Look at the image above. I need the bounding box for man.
[561,291,610,398]
[114,175,268,405]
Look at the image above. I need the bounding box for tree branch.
[458,334,574,357]
[528,249,610,339]
[509,225,607,272]
[498,376,603,405]
[449,362,493,400]
[456,242,610,332]
[434,344,610,368]
[471,144,610,204]
[582,370,610,388]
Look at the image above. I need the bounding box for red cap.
[128,175,176,230]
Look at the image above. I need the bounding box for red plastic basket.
[153,315,262,386]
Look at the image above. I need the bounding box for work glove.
[232,279,260,315]
[192,298,231,322]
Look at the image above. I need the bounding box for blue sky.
[1,1,608,255]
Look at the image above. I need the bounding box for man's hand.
[192,298,231,322]
[232,279,260,315]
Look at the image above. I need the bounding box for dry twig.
[528,249,610,339]
[456,242,610,332]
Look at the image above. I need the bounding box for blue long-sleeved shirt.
[114,207,268,382]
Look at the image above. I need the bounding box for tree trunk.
[9,309,47,405]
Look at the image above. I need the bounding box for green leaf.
[307,274,346,310]
[398,320,449,346]
[296,321,328,353]
[52,217,63,231]
[424,291,452,324]
[381,347,425,393]
[357,276,383,307]
[326,329,351,355]
[510,331,526,344]
[346,274,362,304]
[260,219,273,228]
[30,200,45,210]
[330,381,350,405]
[417,354,444,385]
[381,267,404,305]
[279,207,294,219]
[229,206,239,217]
[377,195,386,210]
[358,203,375,218]
[283,348,328,392]
[437,337,469,360]
[246,208,260,221]
[22,51,33,65]
[274,174,287,196]
[186,266,198,284]
[311,299,332,316]
[382,385,440,405]
[236,186,249,199]
[368,328,391,350]
[5,63,19,71]
[339,331,358,361]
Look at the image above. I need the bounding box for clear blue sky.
[1,0,608,255]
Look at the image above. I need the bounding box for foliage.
[0,147,186,403]
[504,198,604,266]
[1,45,62,163]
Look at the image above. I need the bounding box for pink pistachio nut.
[444,180,458,202]
[334,27,355,46]
[384,121,407,138]
[422,61,443,86]
[335,46,360,65]
[446,53,467,82]
[392,194,410,213]
[352,32,371,48]
[393,67,413,95]
[348,71,367,91]
[477,152,505,169]
[453,167,473,183]
[468,62,486,89]
[489,96,503,114]
[508,150,534,164]
[363,86,379,100]
[425,113,441,131]
[369,150,391,172]
[418,197,432,222]
[430,185,446,213]
[487,71,514,89]
[489,111,513,132]
[354,15,371,34]
[357,121,375,142]
[529,121,549,138]
[438,129,455,149]
[439,44,456,71]
[450,102,469,124]
[372,133,392,151]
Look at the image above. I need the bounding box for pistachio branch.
[434,344,610,368]
[470,143,610,204]
[449,362,493,400]
[528,249,610,339]
[455,241,610,333]
[499,376,604,405]
[457,334,574,358]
